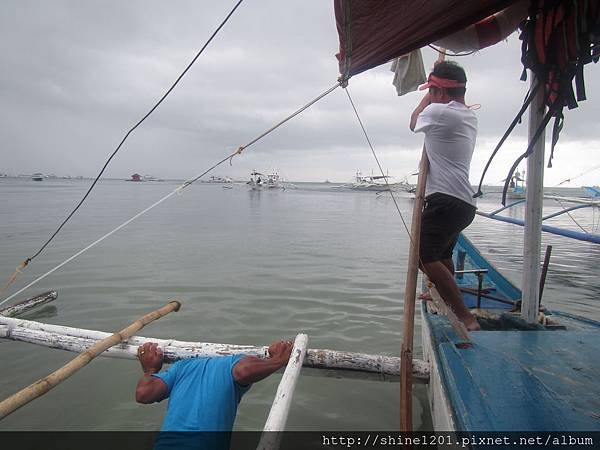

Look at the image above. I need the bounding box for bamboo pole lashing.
[0,300,181,420]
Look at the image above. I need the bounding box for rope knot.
[229,146,245,166]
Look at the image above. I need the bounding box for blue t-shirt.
[152,355,250,432]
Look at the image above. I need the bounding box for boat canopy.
[334,0,519,79]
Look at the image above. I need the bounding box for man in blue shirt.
[135,339,293,449]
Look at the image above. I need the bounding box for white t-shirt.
[413,101,477,207]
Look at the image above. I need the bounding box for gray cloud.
[1,1,599,185]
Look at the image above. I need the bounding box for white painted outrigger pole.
[522,74,546,324]
[257,333,308,450]
[0,316,430,381]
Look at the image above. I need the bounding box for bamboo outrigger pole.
[0,300,181,420]
[0,290,57,318]
[400,148,428,431]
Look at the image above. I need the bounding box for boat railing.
[476,196,600,244]
[454,268,488,308]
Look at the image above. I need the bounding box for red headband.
[418,74,466,91]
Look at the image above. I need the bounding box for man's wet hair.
[432,61,467,97]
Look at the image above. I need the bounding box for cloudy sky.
[1,1,599,185]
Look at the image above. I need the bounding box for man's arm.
[135,342,168,404]
[232,340,293,386]
[409,93,431,131]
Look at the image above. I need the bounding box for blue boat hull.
[422,234,600,431]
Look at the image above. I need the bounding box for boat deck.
[425,309,600,431]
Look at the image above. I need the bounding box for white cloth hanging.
[390,49,426,96]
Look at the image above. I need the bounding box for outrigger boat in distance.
[583,185,600,198]
[343,171,417,194]
[127,173,144,182]
[349,171,394,191]
[143,175,165,182]
[506,169,526,199]
[247,170,284,190]
[203,175,233,183]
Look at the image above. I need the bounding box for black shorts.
[419,193,476,264]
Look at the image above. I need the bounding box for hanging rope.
[473,81,541,198]
[427,44,475,58]
[1,82,341,306]
[554,164,600,187]
[0,0,246,296]
[343,87,419,259]
[551,198,591,235]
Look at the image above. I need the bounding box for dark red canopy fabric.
[335,0,521,79]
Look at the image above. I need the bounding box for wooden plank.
[257,334,308,450]
[0,316,430,382]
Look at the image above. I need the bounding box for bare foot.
[464,318,481,332]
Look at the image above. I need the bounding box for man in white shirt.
[409,61,480,331]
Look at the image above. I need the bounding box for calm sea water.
[0,178,598,431]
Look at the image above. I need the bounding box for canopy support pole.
[522,74,546,324]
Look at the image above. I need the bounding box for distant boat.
[31,173,44,181]
[127,173,144,182]
[339,171,416,194]
[264,172,283,189]
[247,171,284,190]
[143,175,164,182]
[349,171,391,191]
[204,175,233,183]
[584,186,600,198]
[247,171,264,190]
[506,169,526,199]
[398,176,417,194]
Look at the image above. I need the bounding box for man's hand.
[135,342,167,404]
[420,92,432,105]
[410,92,432,131]
[268,340,294,362]
[138,342,163,375]
[232,339,294,386]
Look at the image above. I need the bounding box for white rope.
[0,184,187,307]
[1,82,343,307]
